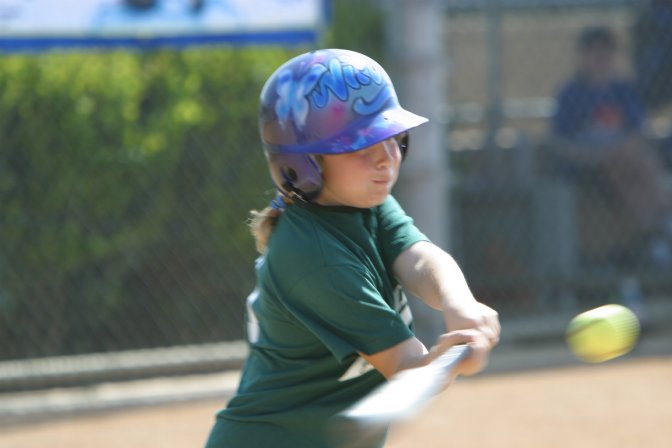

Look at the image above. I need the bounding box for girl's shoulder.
[265,206,355,268]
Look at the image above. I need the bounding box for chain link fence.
[1,0,671,390]
[0,49,297,361]
[445,0,672,320]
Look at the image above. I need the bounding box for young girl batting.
[205,49,500,448]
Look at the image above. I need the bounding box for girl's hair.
[251,155,320,252]
[249,196,293,253]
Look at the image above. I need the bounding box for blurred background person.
[547,25,672,271]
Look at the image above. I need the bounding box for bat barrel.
[330,345,471,447]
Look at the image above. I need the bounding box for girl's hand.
[429,329,492,378]
[443,300,501,349]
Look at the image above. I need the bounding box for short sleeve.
[375,196,429,273]
[282,263,414,363]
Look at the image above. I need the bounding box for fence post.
[384,0,449,344]
[485,0,504,151]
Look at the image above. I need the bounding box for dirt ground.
[1,356,670,448]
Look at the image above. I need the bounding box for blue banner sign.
[0,0,328,52]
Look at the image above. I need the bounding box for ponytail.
[249,195,293,253]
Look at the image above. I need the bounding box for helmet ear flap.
[267,153,322,201]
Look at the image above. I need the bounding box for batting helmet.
[259,49,428,201]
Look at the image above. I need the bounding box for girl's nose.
[375,139,398,168]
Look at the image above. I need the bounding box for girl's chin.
[317,187,392,208]
[359,192,390,208]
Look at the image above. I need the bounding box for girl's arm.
[392,241,500,346]
[359,328,489,380]
[360,241,499,379]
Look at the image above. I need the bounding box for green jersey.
[206,196,428,448]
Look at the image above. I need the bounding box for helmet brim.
[346,107,429,153]
[265,108,429,155]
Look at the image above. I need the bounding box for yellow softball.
[566,304,640,363]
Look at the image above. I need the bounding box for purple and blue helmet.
[259,49,428,201]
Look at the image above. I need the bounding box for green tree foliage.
[0,48,295,358]
[326,0,385,63]
[0,0,385,360]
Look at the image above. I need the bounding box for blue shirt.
[552,76,645,147]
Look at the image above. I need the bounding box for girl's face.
[318,137,402,208]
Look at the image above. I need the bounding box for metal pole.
[384,0,449,344]
[485,0,503,150]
